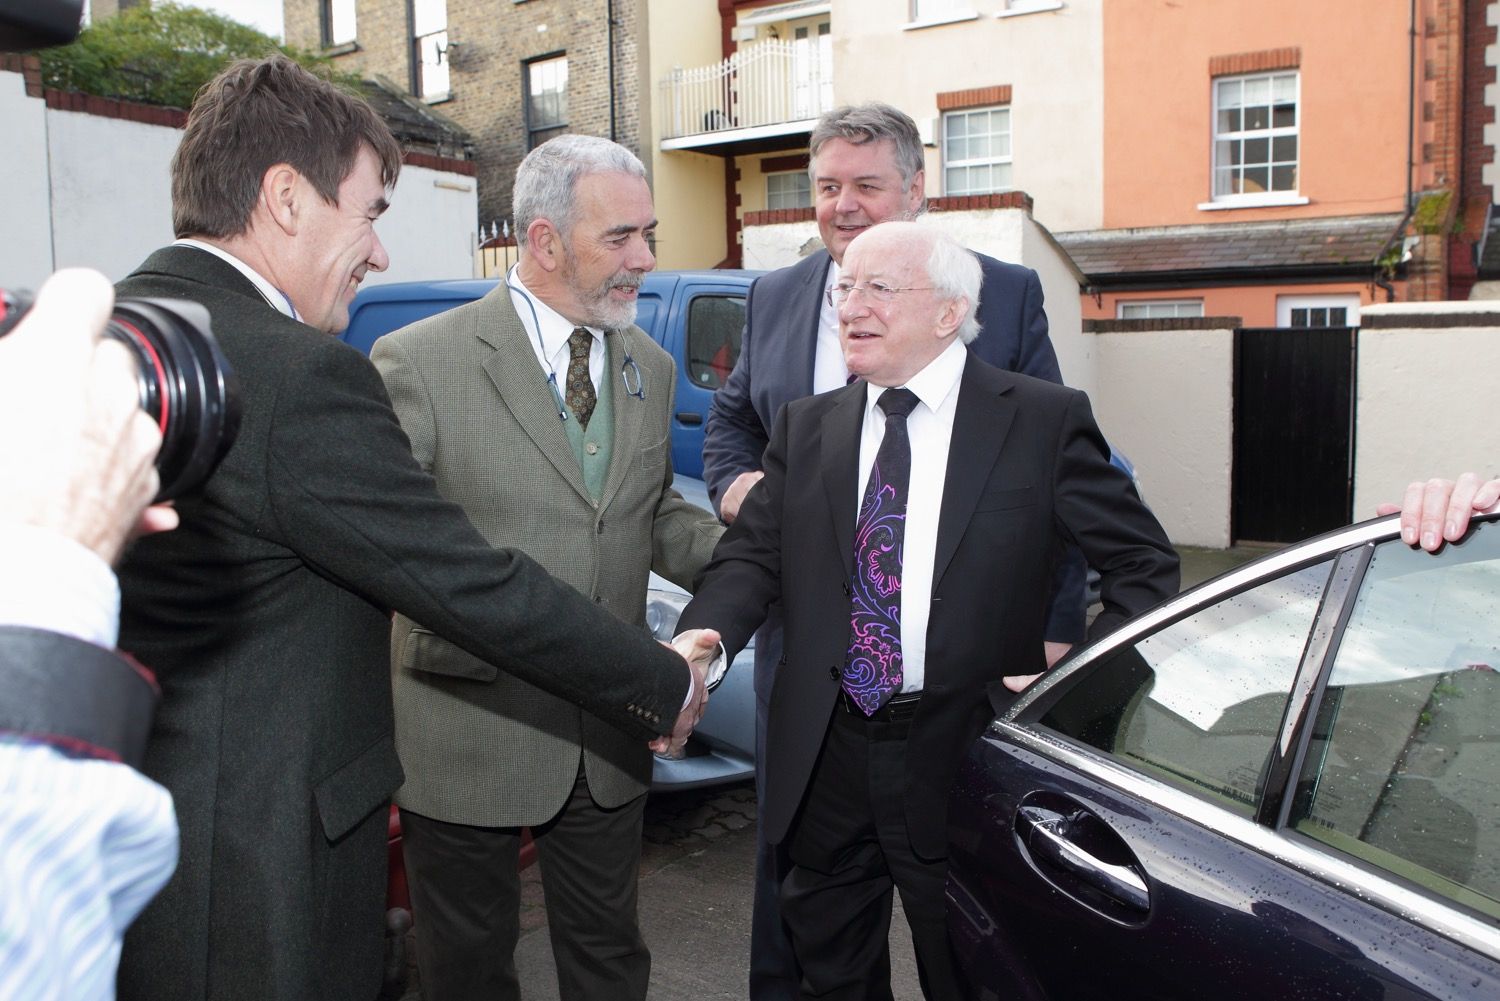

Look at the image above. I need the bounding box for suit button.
[586,442,599,455]
[828,665,839,680]
[594,595,605,604]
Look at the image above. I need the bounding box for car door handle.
[676,412,703,426]
[1028,819,1150,913]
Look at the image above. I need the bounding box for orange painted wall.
[1084,282,1398,328]
[1103,0,1413,228]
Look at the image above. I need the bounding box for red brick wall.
[1207,47,1301,76]
[936,85,1013,111]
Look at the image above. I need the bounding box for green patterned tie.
[565,327,597,429]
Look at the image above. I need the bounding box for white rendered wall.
[1021,216,1090,396]
[1,70,56,289]
[47,109,178,280]
[742,218,821,270]
[1089,326,1236,548]
[368,162,479,285]
[0,66,477,288]
[1353,303,1500,518]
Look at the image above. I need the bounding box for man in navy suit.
[701,102,1085,999]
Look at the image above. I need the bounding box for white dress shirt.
[0,526,119,647]
[173,239,300,321]
[506,268,603,396]
[854,338,968,693]
[812,259,849,393]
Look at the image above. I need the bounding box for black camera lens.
[0,290,241,501]
[106,298,241,501]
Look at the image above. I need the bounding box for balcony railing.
[659,39,833,142]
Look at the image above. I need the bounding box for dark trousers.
[780,707,964,1001]
[400,769,650,1001]
[751,620,803,1001]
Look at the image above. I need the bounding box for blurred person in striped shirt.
[0,269,180,1000]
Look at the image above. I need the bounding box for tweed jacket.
[373,283,723,825]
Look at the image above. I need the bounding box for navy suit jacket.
[702,247,1086,645]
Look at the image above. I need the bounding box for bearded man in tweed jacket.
[371,135,722,1001]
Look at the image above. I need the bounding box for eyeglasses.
[825,281,934,307]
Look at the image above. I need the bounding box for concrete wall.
[372,162,480,285]
[47,110,178,281]
[742,218,821,271]
[831,0,1104,234]
[1,68,57,290]
[1020,217,1091,395]
[1,65,477,291]
[1353,302,1500,518]
[1088,324,1236,548]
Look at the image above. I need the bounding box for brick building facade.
[283,0,647,227]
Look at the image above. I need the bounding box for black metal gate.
[1232,327,1356,544]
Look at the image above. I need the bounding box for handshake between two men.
[654,628,723,758]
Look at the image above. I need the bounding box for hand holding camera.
[0,269,179,564]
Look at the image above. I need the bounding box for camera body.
[0,0,84,52]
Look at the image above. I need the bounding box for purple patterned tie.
[843,387,920,716]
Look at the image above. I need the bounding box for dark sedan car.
[948,512,1500,1000]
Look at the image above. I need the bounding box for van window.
[685,295,746,390]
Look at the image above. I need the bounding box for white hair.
[512,134,647,247]
[920,226,982,344]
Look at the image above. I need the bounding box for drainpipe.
[607,0,616,141]
[1373,0,1418,302]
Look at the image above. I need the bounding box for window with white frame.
[411,0,449,100]
[1212,71,1298,201]
[766,171,811,210]
[321,0,356,47]
[1117,300,1205,320]
[525,55,569,149]
[1276,294,1359,328]
[943,106,1011,196]
[913,0,972,21]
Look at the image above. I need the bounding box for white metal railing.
[658,38,833,141]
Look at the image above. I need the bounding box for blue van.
[341,270,762,479]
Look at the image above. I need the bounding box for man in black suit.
[112,56,710,1001]
[679,221,1178,999]
[700,101,1085,998]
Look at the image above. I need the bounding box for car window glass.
[685,295,745,390]
[1290,526,1500,919]
[1039,560,1333,816]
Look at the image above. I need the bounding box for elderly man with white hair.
[674,221,1179,999]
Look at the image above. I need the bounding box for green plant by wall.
[1412,189,1454,236]
[37,2,357,111]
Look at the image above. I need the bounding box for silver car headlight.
[645,587,727,692]
[645,588,690,643]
